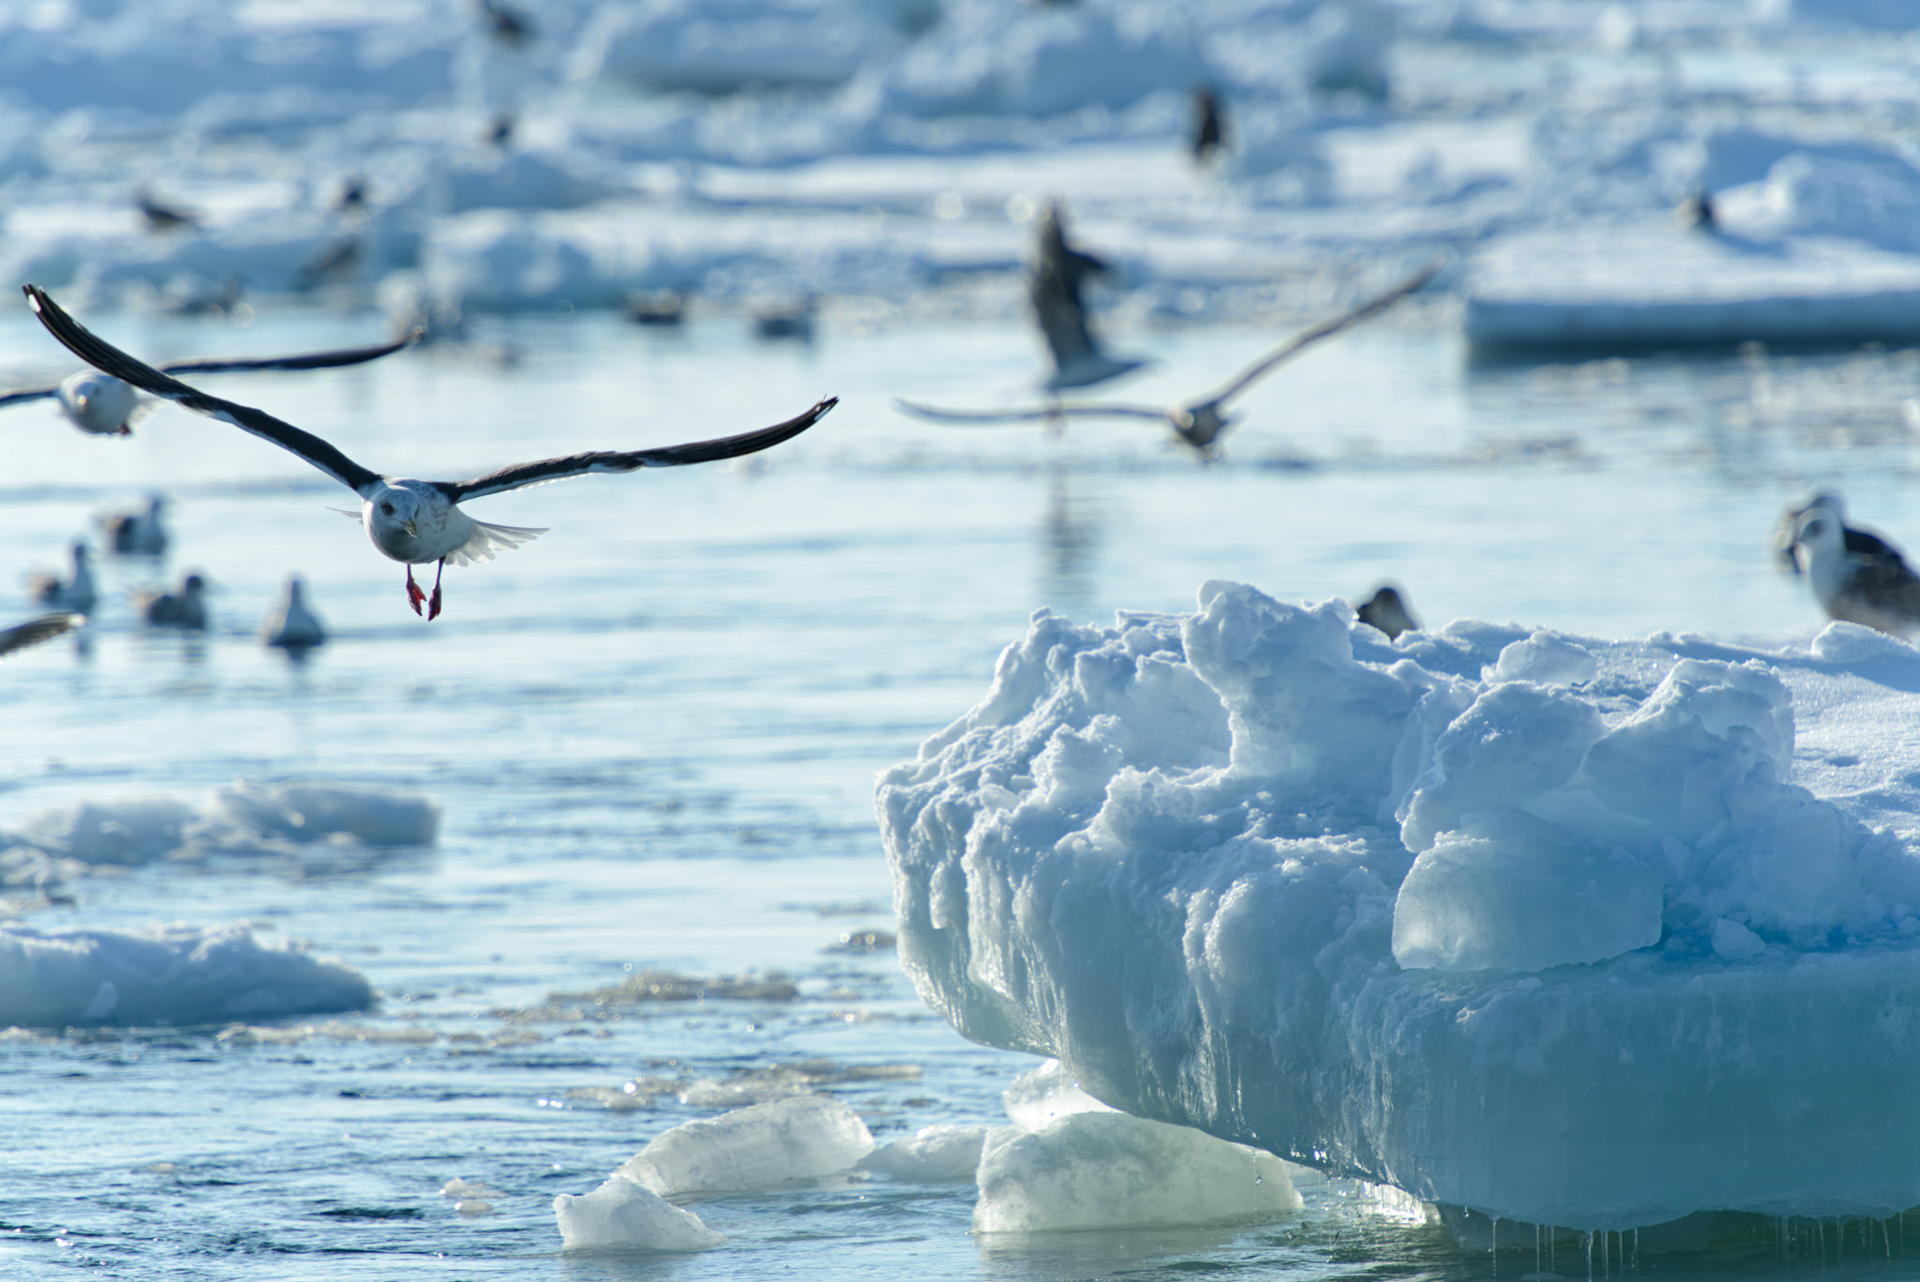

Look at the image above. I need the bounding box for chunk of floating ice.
[1001,1058,1115,1130]
[974,1111,1300,1232]
[208,782,439,847]
[859,1123,987,1183]
[880,583,1920,1229]
[553,1176,722,1253]
[0,922,372,1027]
[620,1094,875,1195]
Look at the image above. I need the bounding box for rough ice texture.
[619,1094,875,1195]
[975,1110,1301,1232]
[553,1176,723,1253]
[1465,222,1920,352]
[0,922,374,1028]
[859,1124,988,1182]
[878,583,1920,1231]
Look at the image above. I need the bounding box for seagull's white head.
[363,480,461,564]
[1790,506,1847,585]
[57,372,140,436]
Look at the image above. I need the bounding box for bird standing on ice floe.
[1781,497,1920,636]
[24,285,838,621]
[98,495,170,556]
[0,331,420,437]
[1354,585,1419,639]
[898,260,1440,459]
[140,574,210,630]
[27,542,95,614]
[262,576,327,652]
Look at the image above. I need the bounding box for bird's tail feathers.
[448,518,547,567]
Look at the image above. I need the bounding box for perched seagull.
[0,330,419,437]
[1782,499,1920,636]
[0,612,83,660]
[140,573,209,630]
[478,0,537,47]
[262,576,327,651]
[625,291,687,327]
[1029,201,1142,391]
[138,190,201,232]
[1354,585,1419,639]
[28,543,96,614]
[1191,88,1226,163]
[898,260,1440,459]
[1770,491,1899,575]
[26,285,838,621]
[98,495,170,556]
[752,295,815,342]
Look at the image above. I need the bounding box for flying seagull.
[25,285,838,620]
[0,612,83,660]
[1030,201,1143,391]
[0,330,420,437]
[1782,498,1920,636]
[898,259,1441,459]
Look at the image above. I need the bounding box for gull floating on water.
[0,330,419,437]
[1030,201,1143,391]
[1354,585,1420,639]
[898,260,1440,459]
[98,495,170,556]
[1781,498,1920,636]
[262,576,327,651]
[27,542,95,614]
[0,612,83,660]
[139,573,210,630]
[26,284,838,620]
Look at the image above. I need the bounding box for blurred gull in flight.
[899,260,1440,459]
[0,331,419,437]
[26,285,838,621]
[1029,201,1143,392]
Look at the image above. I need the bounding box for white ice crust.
[553,1176,724,1253]
[878,582,1920,1231]
[0,921,373,1028]
[618,1094,876,1195]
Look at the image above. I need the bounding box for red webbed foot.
[406,568,426,616]
[427,585,443,621]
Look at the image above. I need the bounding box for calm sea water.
[2,303,1918,1281]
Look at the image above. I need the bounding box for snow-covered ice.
[618,1094,876,1195]
[0,922,373,1027]
[879,582,1920,1231]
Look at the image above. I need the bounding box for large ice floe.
[0,922,373,1028]
[878,581,1920,1234]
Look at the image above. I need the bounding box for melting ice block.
[878,585,1920,1231]
[0,922,373,1027]
[620,1094,875,1195]
[554,1176,722,1253]
[859,1123,987,1182]
[975,1110,1300,1232]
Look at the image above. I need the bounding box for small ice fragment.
[553,1176,721,1252]
[1001,1059,1115,1131]
[618,1094,874,1195]
[858,1124,987,1182]
[440,1177,496,1199]
[973,1110,1301,1232]
[454,1199,494,1217]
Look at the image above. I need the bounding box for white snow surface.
[0,921,374,1028]
[878,582,1920,1231]
[9,0,1920,340]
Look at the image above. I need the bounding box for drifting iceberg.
[878,582,1920,1232]
[0,922,373,1028]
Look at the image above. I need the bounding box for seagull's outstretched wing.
[0,385,58,409]
[1202,258,1444,409]
[158,330,420,376]
[23,285,383,493]
[0,612,82,659]
[895,398,1167,425]
[442,397,839,503]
